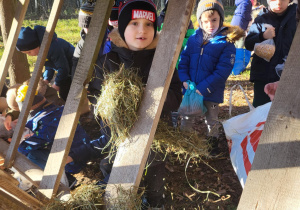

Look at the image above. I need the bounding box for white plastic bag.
[223,85,272,187]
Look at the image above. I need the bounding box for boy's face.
[200,10,220,35]
[269,0,289,14]
[124,19,155,51]
[21,46,40,56]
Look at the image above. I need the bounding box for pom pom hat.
[118,0,157,41]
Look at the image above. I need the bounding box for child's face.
[200,10,220,35]
[21,46,40,56]
[269,0,289,14]
[124,19,155,51]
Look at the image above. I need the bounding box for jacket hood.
[108,28,159,50]
[222,23,245,43]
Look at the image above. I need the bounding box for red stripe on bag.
[250,122,265,152]
[241,136,251,175]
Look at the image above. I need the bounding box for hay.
[94,64,144,150]
[152,121,210,161]
[45,184,144,210]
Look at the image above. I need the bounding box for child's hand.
[196,89,202,95]
[263,26,275,39]
[52,83,60,91]
[183,82,189,89]
[4,115,12,131]
[66,156,73,164]
[264,81,279,101]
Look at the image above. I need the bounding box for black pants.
[253,81,271,108]
[58,76,72,101]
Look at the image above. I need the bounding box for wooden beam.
[39,0,114,199]
[0,169,19,186]
[238,22,300,209]
[0,189,30,210]
[105,0,195,202]
[0,0,29,94]
[4,0,64,168]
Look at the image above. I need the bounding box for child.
[8,84,91,187]
[245,0,296,107]
[231,0,253,31]
[178,0,243,156]
[16,26,75,101]
[88,0,182,208]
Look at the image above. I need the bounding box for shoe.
[207,136,220,157]
[65,173,77,190]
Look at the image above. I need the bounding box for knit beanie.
[118,0,157,41]
[196,0,224,25]
[109,0,124,26]
[15,85,44,111]
[78,1,96,28]
[16,27,40,51]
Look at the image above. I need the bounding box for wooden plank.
[4,0,64,168]
[0,169,19,186]
[238,22,300,209]
[39,0,114,199]
[0,189,30,210]
[0,0,29,94]
[0,140,69,194]
[105,0,195,201]
[0,178,43,209]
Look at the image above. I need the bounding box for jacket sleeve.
[71,38,84,78]
[87,59,105,105]
[43,67,55,82]
[245,20,266,51]
[5,109,20,121]
[197,44,236,97]
[163,69,182,113]
[178,39,192,83]
[68,135,109,166]
[48,42,71,86]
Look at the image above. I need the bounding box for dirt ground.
[77,72,254,209]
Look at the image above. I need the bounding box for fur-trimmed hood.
[108,28,160,50]
[222,23,245,43]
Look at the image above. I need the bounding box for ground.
[77,72,254,209]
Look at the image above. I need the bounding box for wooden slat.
[39,0,114,199]
[0,140,69,194]
[0,169,19,186]
[0,178,43,209]
[238,22,300,209]
[0,189,30,210]
[0,0,29,94]
[105,0,195,202]
[4,0,64,168]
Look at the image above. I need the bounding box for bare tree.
[0,0,30,86]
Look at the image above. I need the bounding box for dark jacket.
[231,0,253,30]
[245,4,297,83]
[71,28,112,78]
[178,25,244,103]
[88,29,182,113]
[33,25,75,86]
[18,102,90,174]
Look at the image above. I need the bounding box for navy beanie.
[78,1,96,28]
[16,27,40,51]
[118,0,157,41]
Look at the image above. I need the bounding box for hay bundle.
[94,65,144,148]
[45,184,143,210]
[152,121,210,161]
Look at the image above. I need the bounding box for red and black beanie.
[118,0,157,41]
[109,0,125,27]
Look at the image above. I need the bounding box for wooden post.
[105,0,195,202]
[0,0,29,94]
[237,23,300,209]
[0,189,30,210]
[4,0,64,168]
[39,0,114,199]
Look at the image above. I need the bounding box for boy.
[16,26,75,101]
[245,0,296,107]
[9,84,90,187]
[88,0,182,208]
[178,0,243,156]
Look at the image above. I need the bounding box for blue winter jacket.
[178,27,238,103]
[18,103,90,173]
[245,4,297,83]
[33,26,75,86]
[231,0,253,30]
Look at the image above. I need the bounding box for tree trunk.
[0,0,30,86]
